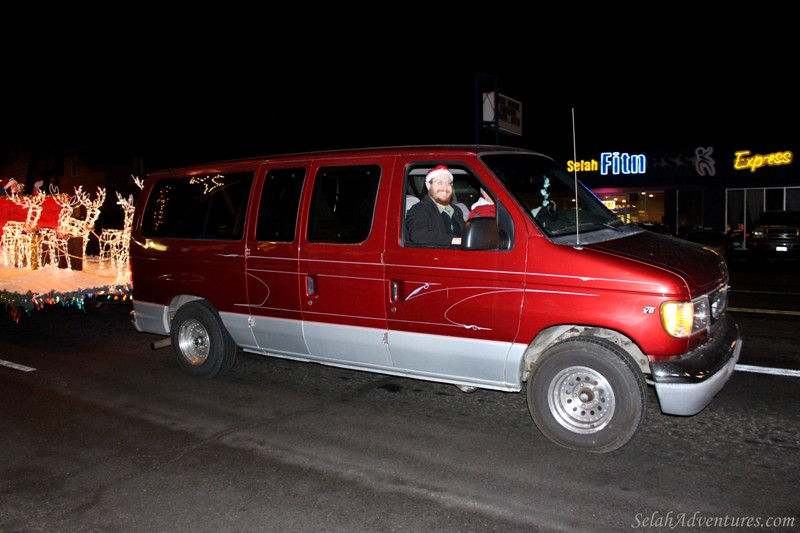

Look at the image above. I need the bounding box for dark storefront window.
[787,188,800,211]
[765,188,784,211]
[676,190,704,236]
[726,187,800,249]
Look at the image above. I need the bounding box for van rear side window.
[307,165,380,244]
[141,171,254,239]
[255,167,306,242]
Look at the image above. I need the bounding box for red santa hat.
[2,177,18,190]
[425,165,453,184]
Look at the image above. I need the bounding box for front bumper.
[650,313,742,416]
[748,241,800,255]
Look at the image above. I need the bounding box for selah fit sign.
[567,152,646,175]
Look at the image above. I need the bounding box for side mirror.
[461,217,499,250]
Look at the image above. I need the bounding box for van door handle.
[306,275,316,297]
[390,280,399,303]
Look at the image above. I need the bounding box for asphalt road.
[1,288,799,533]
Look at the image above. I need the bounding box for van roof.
[146,144,549,176]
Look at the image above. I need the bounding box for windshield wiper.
[548,222,605,236]
[602,220,624,231]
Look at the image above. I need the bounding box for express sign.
[733,150,793,172]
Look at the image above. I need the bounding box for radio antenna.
[571,108,582,249]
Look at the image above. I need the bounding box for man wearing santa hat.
[2,177,19,195]
[405,165,464,246]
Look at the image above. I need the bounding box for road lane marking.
[731,289,800,296]
[728,307,800,316]
[735,364,800,377]
[0,359,36,372]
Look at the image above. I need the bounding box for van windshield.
[481,153,622,240]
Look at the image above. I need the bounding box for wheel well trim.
[522,325,650,381]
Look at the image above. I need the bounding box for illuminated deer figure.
[98,174,144,274]
[73,186,106,264]
[39,185,105,268]
[99,176,144,274]
[38,186,80,269]
[99,192,136,273]
[1,187,46,268]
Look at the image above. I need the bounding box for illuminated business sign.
[733,150,793,172]
[567,152,646,175]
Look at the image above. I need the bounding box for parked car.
[130,145,740,453]
[748,210,800,260]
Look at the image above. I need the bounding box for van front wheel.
[527,337,646,453]
[171,300,237,379]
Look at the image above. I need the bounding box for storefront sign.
[567,152,646,176]
[733,150,793,172]
[567,159,598,172]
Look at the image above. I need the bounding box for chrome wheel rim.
[177,319,210,365]
[548,365,615,433]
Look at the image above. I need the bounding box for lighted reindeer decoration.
[99,192,136,273]
[1,187,46,268]
[38,186,80,269]
[98,175,143,274]
[37,185,105,269]
[73,186,106,265]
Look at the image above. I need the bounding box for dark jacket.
[405,194,464,245]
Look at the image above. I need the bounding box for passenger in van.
[406,165,464,246]
[469,188,496,219]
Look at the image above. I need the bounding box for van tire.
[527,337,646,453]
[171,300,237,379]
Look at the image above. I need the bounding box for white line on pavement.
[728,307,800,316]
[0,359,36,372]
[735,364,800,377]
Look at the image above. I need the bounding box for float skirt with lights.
[1,284,132,322]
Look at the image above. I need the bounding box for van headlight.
[661,296,709,338]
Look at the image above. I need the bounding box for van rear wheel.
[527,337,646,453]
[171,300,237,379]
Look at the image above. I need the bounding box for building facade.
[575,143,797,249]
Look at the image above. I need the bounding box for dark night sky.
[4,69,797,173]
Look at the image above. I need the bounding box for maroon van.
[130,145,741,452]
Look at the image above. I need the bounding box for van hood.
[588,230,728,294]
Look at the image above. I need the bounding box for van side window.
[255,167,306,242]
[402,164,483,246]
[307,165,380,244]
[141,171,254,239]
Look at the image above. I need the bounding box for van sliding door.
[247,166,308,357]
[297,160,393,369]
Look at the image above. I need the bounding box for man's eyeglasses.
[430,179,453,187]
